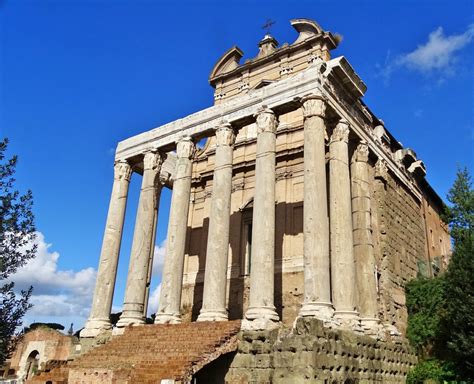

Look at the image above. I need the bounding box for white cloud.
[380,24,474,81]
[147,283,161,315]
[10,232,96,321]
[151,239,166,277]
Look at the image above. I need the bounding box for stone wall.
[224,318,417,383]
[372,168,426,334]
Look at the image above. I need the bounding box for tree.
[0,138,36,365]
[406,167,473,382]
[23,323,65,333]
[441,167,474,379]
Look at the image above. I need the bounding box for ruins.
[5,18,450,384]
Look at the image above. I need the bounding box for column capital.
[375,158,388,181]
[255,106,278,134]
[352,141,369,163]
[143,150,163,171]
[330,119,350,144]
[301,93,326,118]
[215,123,236,147]
[114,160,132,181]
[176,136,195,159]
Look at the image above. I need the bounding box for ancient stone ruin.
[5,18,450,384]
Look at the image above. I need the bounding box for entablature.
[115,55,426,201]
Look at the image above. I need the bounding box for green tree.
[405,276,446,357]
[441,167,474,379]
[0,138,36,365]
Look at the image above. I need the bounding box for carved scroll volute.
[352,141,369,163]
[330,119,350,144]
[255,107,278,135]
[301,94,326,119]
[114,160,132,181]
[176,136,196,159]
[215,123,236,147]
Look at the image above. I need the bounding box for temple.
[5,18,450,384]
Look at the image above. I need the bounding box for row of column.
[81,95,379,337]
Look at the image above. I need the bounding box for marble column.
[155,136,195,324]
[142,199,159,318]
[299,95,333,319]
[117,150,163,327]
[351,141,380,332]
[329,119,359,324]
[81,160,132,337]
[243,107,279,330]
[198,124,236,322]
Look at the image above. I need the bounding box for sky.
[1,0,473,332]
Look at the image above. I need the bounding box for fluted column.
[81,160,132,337]
[155,136,195,324]
[351,142,380,332]
[198,124,236,322]
[329,119,359,324]
[299,95,333,319]
[117,150,163,327]
[243,107,279,330]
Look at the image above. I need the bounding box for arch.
[239,197,253,211]
[25,350,40,379]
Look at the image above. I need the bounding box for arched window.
[25,350,40,379]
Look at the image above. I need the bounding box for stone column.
[329,119,359,324]
[198,124,236,322]
[351,141,380,332]
[117,150,163,327]
[155,136,195,324]
[81,160,132,337]
[243,107,279,330]
[299,95,333,319]
[142,199,159,318]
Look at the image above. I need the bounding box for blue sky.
[1,0,473,332]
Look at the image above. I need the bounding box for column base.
[333,310,362,333]
[360,317,384,339]
[197,309,228,322]
[80,318,112,338]
[116,311,145,328]
[154,312,182,324]
[299,301,334,319]
[242,306,279,330]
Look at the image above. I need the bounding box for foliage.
[24,323,65,332]
[441,168,474,379]
[109,312,122,326]
[406,167,474,382]
[0,138,36,365]
[405,276,446,356]
[442,167,474,243]
[406,359,456,384]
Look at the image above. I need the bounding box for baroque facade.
[12,18,449,384]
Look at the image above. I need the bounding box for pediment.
[209,46,244,79]
[252,79,275,90]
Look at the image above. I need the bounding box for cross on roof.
[262,19,276,35]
